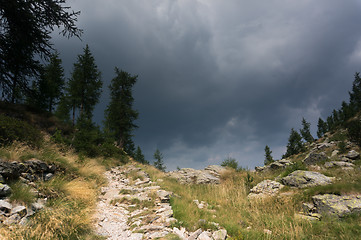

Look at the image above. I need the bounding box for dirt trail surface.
[93,165,177,239]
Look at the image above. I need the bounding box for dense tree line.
[0,0,149,163]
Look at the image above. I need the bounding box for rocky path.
[93,164,227,240]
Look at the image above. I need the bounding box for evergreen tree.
[300,118,314,143]
[66,45,102,124]
[153,149,166,171]
[264,145,274,165]
[104,68,138,154]
[326,115,334,132]
[0,0,81,103]
[349,72,361,112]
[340,101,353,123]
[36,52,65,112]
[283,128,304,158]
[317,118,327,138]
[134,146,148,164]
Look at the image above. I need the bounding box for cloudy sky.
[52,0,361,170]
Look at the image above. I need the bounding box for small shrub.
[244,172,254,194]
[221,157,238,170]
[9,181,36,205]
[279,161,307,178]
[0,114,43,147]
[338,140,347,154]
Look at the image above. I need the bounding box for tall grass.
[143,164,361,239]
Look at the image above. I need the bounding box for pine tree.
[317,118,327,138]
[36,52,65,112]
[283,128,304,158]
[104,68,138,154]
[264,145,274,165]
[0,0,81,103]
[349,72,361,112]
[134,146,148,164]
[300,118,314,143]
[66,45,102,124]
[153,149,166,171]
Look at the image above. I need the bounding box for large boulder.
[255,159,292,172]
[0,161,20,179]
[303,152,328,166]
[281,170,334,188]
[248,180,284,199]
[312,194,361,217]
[346,150,360,160]
[168,166,223,184]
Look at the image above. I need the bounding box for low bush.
[0,114,43,148]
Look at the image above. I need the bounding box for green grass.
[8,181,36,205]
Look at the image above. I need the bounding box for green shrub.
[0,114,42,147]
[221,157,238,170]
[9,181,36,205]
[279,161,307,178]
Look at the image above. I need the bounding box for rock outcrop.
[300,194,361,218]
[303,152,328,166]
[248,180,284,199]
[281,170,334,188]
[255,159,293,173]
[167,165,226,184]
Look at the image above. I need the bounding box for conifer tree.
[317,118,327,138]
[300,118,314,143]
[283,128,304,158]
[66,45,102,124]
[264,145,274,165]
[36,52,65,112]
[0,0,81,103]
[134,146,148,164]
[349,72,361,112]
[104,68,138,154]
[153,149,166,171]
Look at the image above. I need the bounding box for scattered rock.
[11,206,27,218]
[324,161,354,169]
[0,183,11,197]
[188,228,203,240]
[0,200,12,213]
[198,231,213,240]
[212,229,227,240]
[312,194,361,217]
[281,170,334,188]
[3,213,20,225]
[248,180,284,199]
[346,150,360,160]
[303,152,328,165]
[255,159,292,172]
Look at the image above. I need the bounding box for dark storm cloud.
[52,0,361,170]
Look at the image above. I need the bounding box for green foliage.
[349,72,361,112]
[264,145,274,165]
[35,52,65,112]
[0,0,81,103]
[221,157,238,170]
[153,149,166,171]
[279,161,307,178]
[63,45,102,124]
[243,172,254,194]
[283,128,305,158]
[0,114,42,147]
[347,119,361,146]
[134,146,148,164]
[104,68,138,155]
[72,116,103,157]
[300,117,314,143]
[338,140,347,154]
[317,117,328,138]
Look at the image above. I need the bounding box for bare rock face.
[311,194,361,217]
[303,152,328,166]
[167,165,225,184]
[281,170,334,188]
[248,180,284,199]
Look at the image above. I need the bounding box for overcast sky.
[52,0,361,170]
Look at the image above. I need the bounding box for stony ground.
[93,164,227,240]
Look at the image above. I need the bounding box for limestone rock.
[11,206,27,218]
[168,166,222,184]
[0,200,12,213]
[346,150,360,160]
[0,183,11,197]
[281,170,334,188]
[212,229,227,240]
[248,180,284,198]
[3,213,21,225]
[312,194,361,217]
[255,159,292,172]
[198,231,213,240]
[303,152,328,165]
[324,161,354,169]
[188,228,202,240]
